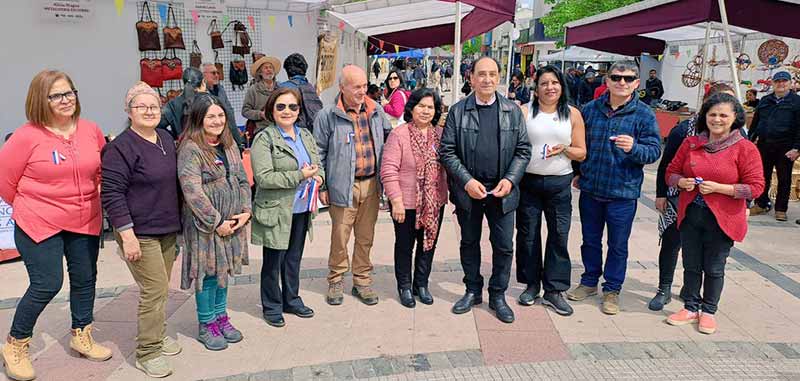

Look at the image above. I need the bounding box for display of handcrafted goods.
[140,54,163,88]
[162,4,185,50]
[161,49,183,81]
[681,53,704,88]
[228,20,252,55]
[758,39,789,66]
[214,51,224,81]
[230,58,248,90]
[736,53,752,71]
[136,1,160,51]
[190,40,202,68]
[208,18,224,50]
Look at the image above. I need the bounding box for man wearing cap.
[313,65,391,306]
[202,63,244,149]
[242,55,281,140]
[749,71,800,222]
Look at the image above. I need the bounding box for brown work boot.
[602,292,621,315]
[749,205,769,216]
[326,281,344,305]
[775,211,788,221]
[566,284,598,301]
[70,324,112,362]
[352,285,379,305]
[2,336,35,381]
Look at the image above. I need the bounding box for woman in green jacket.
[251,87,325,328]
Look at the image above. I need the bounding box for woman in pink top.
[0,70,111,381]
[380,88,448,308]
[382,69,411,127]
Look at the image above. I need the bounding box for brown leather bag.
[140,57,163,88]
[161,50,183,81]
[162,5,185,50]
[231,21,251,55]
[136,2,160,51]
[214,51,224,81]
[190,40,202,68]
[208,19,224,50]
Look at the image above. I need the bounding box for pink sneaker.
[666,309,699,326]
[698,313,717,334]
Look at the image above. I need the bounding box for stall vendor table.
[655,109,694,138]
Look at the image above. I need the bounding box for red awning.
[565,0,800,56]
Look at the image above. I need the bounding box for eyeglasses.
[275,103,300,112]
[205,70,219,75]
[609,75,638,83]
[388,76,400,80]
[47,90,77,103]
[131,105,161,114]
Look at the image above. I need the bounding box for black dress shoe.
[415,287,434,305]
[398,288,416,308]
[542,291,574,316]
[452,292,482,314]
[264,315,286,327]
[488,296,515,323]
[285,305,315,318]
[518,285,541,306]
[648,289,672,311]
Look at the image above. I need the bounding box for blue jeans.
[578,193,637,292]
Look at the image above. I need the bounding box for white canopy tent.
[539,47,633,63]
[327,0,473,37]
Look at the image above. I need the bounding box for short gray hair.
[608,61,639,78]
[201,63,215,72]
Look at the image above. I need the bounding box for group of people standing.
[0,55,770,380]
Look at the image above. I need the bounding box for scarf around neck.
[408,122,443,251]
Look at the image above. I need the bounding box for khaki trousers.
[116,232,177,362]
[327,177,380,287]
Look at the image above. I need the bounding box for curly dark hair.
[695,93,746,135]
[403,88,442,126]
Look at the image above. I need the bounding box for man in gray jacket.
[439,56,531,323]
[313,65,391,306]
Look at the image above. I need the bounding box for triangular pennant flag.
[157,3,168,24]
[114,0,124,16]
[288,15,294,27]
[395,45,400,53]
[378,40,384,50]
[248,15,256,30]
[306,13,311,24]
[338,21,345,31]
[657,54,664,61]
[191,10,199,24]
[222,14,229,26]
[268,15,276,28]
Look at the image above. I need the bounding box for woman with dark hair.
[507,72,531,105]
[383,69,411,127]
[159,67,207,140]
[380,88,448,307]
[1,70,111,381]
[516,65,586,316]
[649,83,736,311]
[665,93,764,334]
[178,94,251,350]
[251,87,324,327]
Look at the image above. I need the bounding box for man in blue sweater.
[566,61,662,315]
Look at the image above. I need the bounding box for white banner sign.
[41,0,95,23]
[0,199,15,250]
[185,0,227,20]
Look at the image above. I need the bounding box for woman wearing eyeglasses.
[383,69,411,128]
[101,82,182,378]
[251,87,325,328]
[0,70,111,381]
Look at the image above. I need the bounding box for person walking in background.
[507,73,531,105]
[566,61,662,315]
[243,56,282,142]
[313,65,391,306]
[178,95,250,350]
[381,88,448,308]
[0,70,111,381]
[744,89,760,109]
[383,69,411,128]
[373,59,382,82]
[646,69,665,101]
[102,82,181,378]
[665,93,764,334]
[251,88,325,328]
[516,66,586,316]
[439,56,531,324]
[159,68,207,140]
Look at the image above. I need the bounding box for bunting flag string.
[222,14,230,26]
[268,15,276,28]
[248,15,256,30]
[288,15,294,27]
[191,10,199,24]
[306,13,311,24]
[114,0,124,16]
[157,3,168,24]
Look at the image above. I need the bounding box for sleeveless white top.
[525,104,573,176]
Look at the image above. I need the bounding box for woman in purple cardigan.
[380,88,448,308]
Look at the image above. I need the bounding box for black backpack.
[230,59,248,90]
[289,79,323,132]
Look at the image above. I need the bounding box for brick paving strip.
[203,342,800,380]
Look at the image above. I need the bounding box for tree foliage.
[541,0,642,43]
[462,35,483,56]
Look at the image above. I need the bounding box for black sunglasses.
[276,103,299,112]
[609,74,638,83]
[388,76,400,80]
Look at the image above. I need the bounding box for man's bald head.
[340,65,368,108]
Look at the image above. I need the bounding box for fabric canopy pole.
[452,1,463,105]
[696,22,712,111]
[718,0,742,100]
[506,26,515,86]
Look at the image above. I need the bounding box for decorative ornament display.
[757,39,789,66]
[681,54,703,88]
[736,53,752,71]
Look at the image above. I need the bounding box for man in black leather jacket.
[439,56,532,323]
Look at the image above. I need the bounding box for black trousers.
[755,143,793,212]
[515,173,573,293]
[680,204,733,314]
[658,222,682,288]
[10,226,99,339]
[261,212,309,318]
[392,206,445,290]
[455,197,514,297]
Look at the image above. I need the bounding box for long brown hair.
[25,70,81,127]
[178,94,235,161]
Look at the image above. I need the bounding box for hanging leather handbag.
[136,2,161,51]
[163,4,185,50]
[208,19,224,50]
[157,88,168,106]
[252,52,265,63]
[232,21,251,55]
[214,51,224,81]
[166,89,180,101]
[140,56,164,88]
[230,59,248,90]
[161,49,183,81]
[190,40,202,68]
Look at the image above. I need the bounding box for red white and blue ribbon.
[52,150,67,165]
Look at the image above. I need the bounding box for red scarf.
[408,122,443,251]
